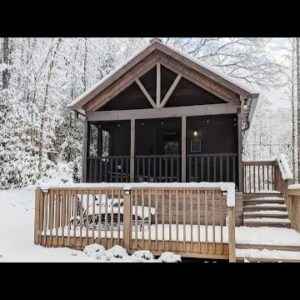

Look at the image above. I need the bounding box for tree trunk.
[2,38,11,89]
[38,38,62,177]
[297,38,300,182]
[292,38,296,179]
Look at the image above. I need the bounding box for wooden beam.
[156,63,161,107]
[158,54,239,104]
[160,74,182,108]
[237,109,243,192]
[130,119,135,182]
[81,119,88,182]
[84,53,159,112]
[87,103,239,121]
[135,78,156,108]
[181,116,187,182]
[228,207,236,262]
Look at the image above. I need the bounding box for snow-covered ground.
[0,188,180,262]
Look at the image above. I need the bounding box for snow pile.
[82,244,180,263]
[158,252,182,263]
[277,154,293,180]
[130,250,155,262]
[84,244,105,259]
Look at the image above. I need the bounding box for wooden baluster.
[135,189,138,249]
[190,190,193,251]
[142,188,145,249]
[169,189,172,250]
[162,189,165,249]
[212,190,216,253]
[176,189,179,251]
[110,190,114,244]
[197,190,201,253]
[205,190,208,253]
[149,189,152,250]
[155,189,158,251]
[183,189,186,251]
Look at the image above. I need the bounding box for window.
[191,140,201,153]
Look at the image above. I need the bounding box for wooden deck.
[34,183,236,261]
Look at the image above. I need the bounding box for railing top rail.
[38,182,236,207]
[188,153,238,157]
[135,154,181,158]
[87,155,130,159]
[242,160,276,166]
[277,154,293,181]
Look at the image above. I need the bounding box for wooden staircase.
[236,192,299,262]
[242,193,291,228]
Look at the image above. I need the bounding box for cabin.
[69,39,258,190]
[34,39,298,262]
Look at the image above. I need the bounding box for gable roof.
[68,39,258,117]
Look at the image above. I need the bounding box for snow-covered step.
[243,203,287,212]
[236,243,300,252]
[244,217,291,228]
[243,198,285,206]
[243,210,288,219]
[236,248,300,263]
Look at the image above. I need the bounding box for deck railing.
[242,160,277,193]
[34,183,236,261]
[242,155,293,196]
[87,156,130,183]
[187,153,238,184]
[135,155,181,182]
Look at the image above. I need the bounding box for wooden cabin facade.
[35,40,300,262]
[69,39,258,192]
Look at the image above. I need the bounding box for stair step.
[243,192,282,199]
[243,204,286,212]
[243,199,285,205]
[236,256,300,263]
[244,217,290,223]
[236,248,300,263]
[243,222,291,228]
[243,211,288,218]
[236,243,300,252]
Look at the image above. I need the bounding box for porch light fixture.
[193,130,199,137]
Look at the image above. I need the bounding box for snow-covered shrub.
[83,244,105,259]
[131,250,154,262]
[103,245,129,261]
[158,252,181,263]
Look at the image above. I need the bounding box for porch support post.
[181,116,187,182]
[81,119,88,183]
[237,108,243,192]
[130,118,135,182]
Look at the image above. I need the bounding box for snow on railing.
[277,154,293,181]
[38,181,236,208]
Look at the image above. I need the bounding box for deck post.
[130,119,135,182]
[34,187,41,245]
[123,188,132,250]
[228,207,236,262]
[82,119,88,182]
[237,108,243,192]
[181,116,187,182]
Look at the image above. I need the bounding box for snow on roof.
[68,40,257,110]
